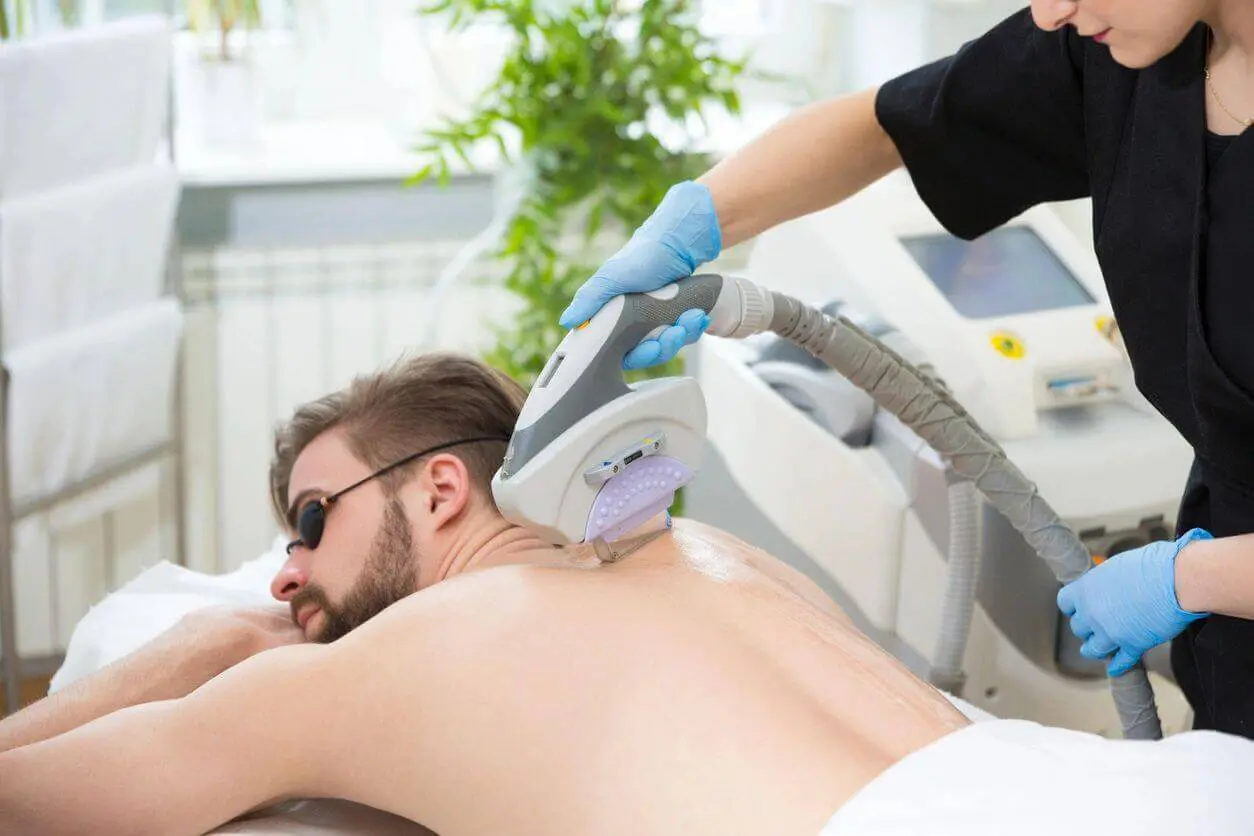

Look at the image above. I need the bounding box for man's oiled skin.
[0,427,968,835]
[305,523,970,835]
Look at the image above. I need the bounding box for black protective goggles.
[285,436,509,555]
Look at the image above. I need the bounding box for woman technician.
[558,0,1254,739]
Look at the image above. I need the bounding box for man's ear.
[418,454,473,529]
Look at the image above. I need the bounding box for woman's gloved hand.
[558,180,722,370]
[1056,528,1213,676]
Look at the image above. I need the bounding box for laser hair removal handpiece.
[490,273,774,550]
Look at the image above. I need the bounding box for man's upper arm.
[0,643,333,836]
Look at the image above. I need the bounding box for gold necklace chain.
[1205,65,1254,128]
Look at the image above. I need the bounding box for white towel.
[6,298,184,507]
[50,537,287,693]
[0,16,171,200]
[821,717,1254,835]
[0,163,180,350]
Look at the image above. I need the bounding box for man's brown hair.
[269,352,528,529]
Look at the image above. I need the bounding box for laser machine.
[687,174,1197,734]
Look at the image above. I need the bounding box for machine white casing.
[694,173,1197,734]
[748,176,1129,441]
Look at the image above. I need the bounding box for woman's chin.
[1107,46,1157,70]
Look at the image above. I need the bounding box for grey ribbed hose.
[929,480,982,696]
[766,292,1164,741]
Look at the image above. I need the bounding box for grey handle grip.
[605,273,726,368]
[501,274,725,481]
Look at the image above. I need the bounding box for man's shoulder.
[378,563,601,635]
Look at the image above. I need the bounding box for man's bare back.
[0,355,971,835]
[299,518,969,835]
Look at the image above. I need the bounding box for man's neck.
[426,514,567,586]
[424,510,673,587]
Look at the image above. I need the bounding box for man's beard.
[290,498,419,644]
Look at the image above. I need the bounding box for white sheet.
[821,716,1254,835]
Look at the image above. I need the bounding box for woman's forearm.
[698,87,902,249]
[1175,535,1254,619]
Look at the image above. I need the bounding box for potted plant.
[410,0,751,390]
[0,0,31,41]
[178,0,265,147]
[187,0,260,61]
[2,1,84,42]
[56,0,78,28]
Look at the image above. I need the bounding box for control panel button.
[990,331,1026,359]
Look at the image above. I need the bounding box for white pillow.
[50,536,288,693]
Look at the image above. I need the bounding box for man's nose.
[1030,0,1078,31]
[270,557,310,602]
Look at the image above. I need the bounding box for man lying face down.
[3,353,1252,836]
[264,352,530,646]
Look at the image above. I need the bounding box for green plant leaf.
[409,0,767,393]
[404,162,436,187]
[584,197,607,242]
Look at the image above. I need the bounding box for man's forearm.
[698,87,902,249]
[0,630,237,754]
[1175,535,1254,619]
[0,644,327,836]
[0,699,203,836]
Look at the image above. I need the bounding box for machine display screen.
[900,227,1095,319]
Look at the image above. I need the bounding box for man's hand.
[83,603,308,703]
[154,604,308,670]
[0,603,306,755]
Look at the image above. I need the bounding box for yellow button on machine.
[1096,315,1120,341]
[990,332,1025,359]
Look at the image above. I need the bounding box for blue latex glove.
[1056,528,1213,677]
[558,180,722,370]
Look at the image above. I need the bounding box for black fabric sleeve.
[874,9,1090,240]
